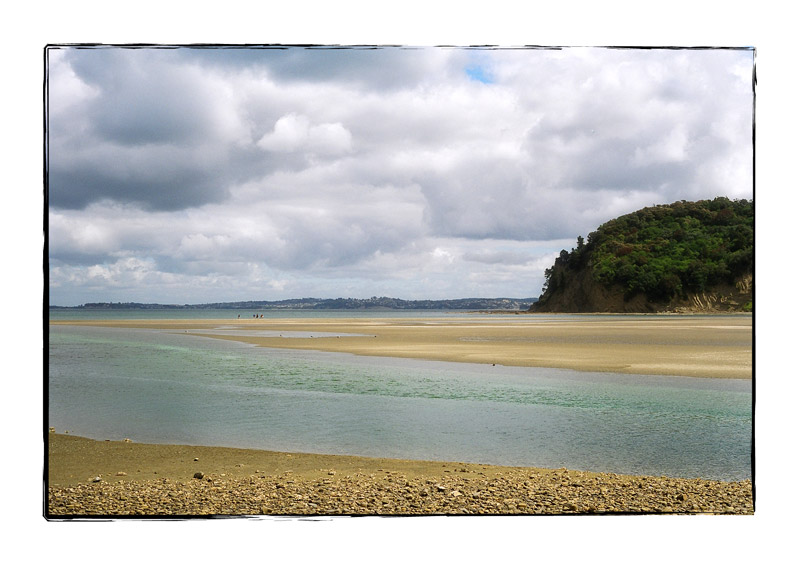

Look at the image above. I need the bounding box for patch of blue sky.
[465,64,494,84]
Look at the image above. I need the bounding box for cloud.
[46,46,754,305]
[183,46,463,91]
[463,249,538,265]
[257,113,353,156]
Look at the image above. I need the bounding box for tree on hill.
[534,197,753,310]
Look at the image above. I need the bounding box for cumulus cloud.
[257,113,353,156]
[47,46,754,305]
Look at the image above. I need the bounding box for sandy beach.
[51,314,753,378]
[47,434,753,516]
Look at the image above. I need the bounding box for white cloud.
[257,113,353,155]
[47,49,101,117]
[633,125,689,166]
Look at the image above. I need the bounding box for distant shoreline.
[48,296,538,312]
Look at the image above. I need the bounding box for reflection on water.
[48,325,752,481]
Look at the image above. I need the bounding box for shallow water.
[47,324,752,481]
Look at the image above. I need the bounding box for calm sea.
[47,311,752,481]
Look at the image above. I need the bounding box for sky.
[46,45,754,306]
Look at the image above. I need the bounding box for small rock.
[92,476,102,483]
[115,472,127,476]
[193,472,204,479]
[194,458,199,462]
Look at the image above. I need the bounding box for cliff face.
[530,198,754,314]
[531,271,753,313]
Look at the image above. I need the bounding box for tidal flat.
[52,313,753,378]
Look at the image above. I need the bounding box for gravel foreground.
[47,437,752,517]
[48,470,753,517]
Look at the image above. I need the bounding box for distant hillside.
[56,296,537,312]
[531,197,754,313]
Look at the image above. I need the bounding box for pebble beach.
[47,434,753,516]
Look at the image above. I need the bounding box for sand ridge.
[52,314,753,378]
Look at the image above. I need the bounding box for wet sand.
[47,434,753,516]
[51,314,753,378]
[48,433,542,487]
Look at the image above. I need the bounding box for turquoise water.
[47,323,752,481]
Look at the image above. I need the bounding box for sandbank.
[51,314,753,378]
